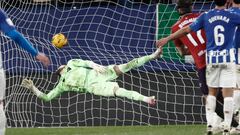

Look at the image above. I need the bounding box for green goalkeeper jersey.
[52,59,118,94]
[53,59,95,93]
[38,59,119,101]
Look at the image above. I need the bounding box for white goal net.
[0,0,213,127]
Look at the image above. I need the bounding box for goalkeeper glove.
[21,79,43,97]
[21,79,34,90]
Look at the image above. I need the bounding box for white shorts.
[206,63,237,88]
[0,69,5,100]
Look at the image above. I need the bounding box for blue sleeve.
[189,13,205,32]
[5,30,38,56]
[0,9,38,56]
[0,9,15,33]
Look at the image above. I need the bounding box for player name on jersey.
[208,15,230,24]
[178,18,197,28]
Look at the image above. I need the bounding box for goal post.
[1,0,213,127]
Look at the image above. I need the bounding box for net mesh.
[0,0,214,127]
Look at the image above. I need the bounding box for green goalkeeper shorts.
[85,65,119,96]
[87,82,119,97]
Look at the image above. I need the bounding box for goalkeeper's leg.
[114,49,161,76]
[0,69,6,135]
[88,82,156,105]
[114,87,156,106]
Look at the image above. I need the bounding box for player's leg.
[222,88,234,134]
[205,65,221,134]
[197,67,209,96]
[198,67,221,133]
[233,90,240,113]
[114,88,155,105]
[205,87,217,134]
[100,49,161,82]
[216,91,239,129]
[220,64,236,134]
[87,82,156,105]
[213,91,224,128]
[0,69,6,135]
[114,49,161,76]
[230,65,240,134]
[0,101,6,135]
[233,65,240,113]
[232,90,240,134]
[198,67,220,128]
[205,65,218,134]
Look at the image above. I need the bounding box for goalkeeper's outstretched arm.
[21,79,61,102]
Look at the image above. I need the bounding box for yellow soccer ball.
[51,33,68,48]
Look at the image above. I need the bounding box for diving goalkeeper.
[21,49,161,106]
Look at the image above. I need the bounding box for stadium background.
[0,0,213,128]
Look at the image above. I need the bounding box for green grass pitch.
[6,125,207,135]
